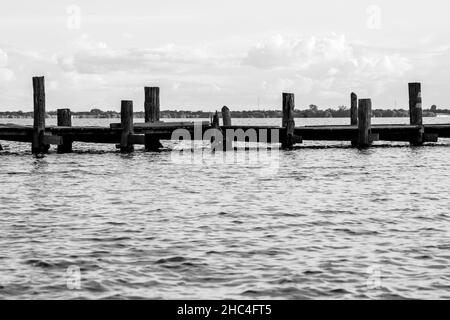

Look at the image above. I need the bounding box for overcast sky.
[1,0,449,111]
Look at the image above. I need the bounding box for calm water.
[0,117,449,299]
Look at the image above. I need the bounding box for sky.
[0,0,449,111]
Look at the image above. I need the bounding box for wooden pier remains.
[1,77,450,154]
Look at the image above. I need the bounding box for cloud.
[0,48,8,67]
[1,32,449,110]
[56,34,234,75]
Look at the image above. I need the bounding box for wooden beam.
[357,99,372,148]
[409,82,424,145]
[32,76,49,154]
[57,108,72,153]
[120,100,134,153]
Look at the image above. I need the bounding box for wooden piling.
[32,76,49,154]
[144,87,163,150]
[144,87,160,123]
[120,100,134,153]
[282,93,295,150]
[351,93,358,125]
[357,99,372,148]
[57,109,72,153]
[350,92,358,146]
[221,106,231,126]
[408,82,424,145]
[221,106,232,150]
[212,111,220,128]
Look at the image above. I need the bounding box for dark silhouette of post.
[144,87,163,151]
[120,100,134,153]
[144,87,160,123]
[57,109,72,153]
[351,92,358,125]
[351,92,358,146]
[32,76,49,154]
[408,82,424,145]
[212,111,220,128]
[357,99,372,148]
[221,106,231,126]
[282,93,295,150]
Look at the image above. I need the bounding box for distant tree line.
[1,105,448,119]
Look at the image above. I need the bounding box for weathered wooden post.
[351,92,358,125]
[351,92,358,146]
[408,82,424,145]
[144,87,160,123]
[221,106,231,126]
[357,99,372,148]
[282,93,295,150]
[221,106,232,150]
[32,76,49,154]
[57,108,72,153]
[212,111,220,128]
[144,87,163,151]
[120,100,134,153]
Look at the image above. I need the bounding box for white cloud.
[0,48,8,67]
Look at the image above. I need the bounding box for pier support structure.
[221,106,231,126]
[357,99,372,148]
[408,82,424,146]
[282,93,296,150]
[221,106,232,150]
[31,76,49,154]
[57,109,72,153]
[144,87,163,151]
[350,92,358,147]
[120,100,134,153]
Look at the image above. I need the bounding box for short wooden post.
[282,93,295,150]
[408,82,424,145]
[221,106,231,126]
[350,92,358,146]
[120,100,134,153]
[57,108,72,153]
[144,87,160,123]
[357,99,372,148]
[32,76,49,154]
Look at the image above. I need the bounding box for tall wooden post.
[408,82,424,145]
[351,92,358,125]
[57,108,72,153]
[32,76,49,154]
[144,87,162,151]
[221,106,231,126]
[351,92,358,146]
[221,106,232,150]
[357,99,372,148]
[144,87,160,122]
[120,100,134,153]
[282,93,295,150]
[212,111,220,128]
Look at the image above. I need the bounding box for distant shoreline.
[1,107,449,119]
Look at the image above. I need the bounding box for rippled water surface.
[1,118,449,299]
